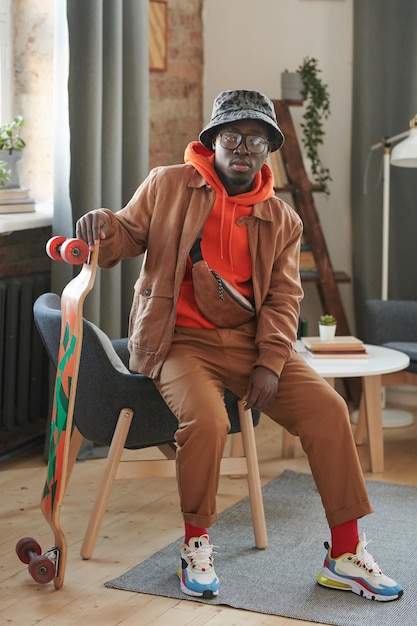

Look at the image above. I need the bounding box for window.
[0,0,13,123]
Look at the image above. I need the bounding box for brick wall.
[0,227,51,278]
[149,0,204,169]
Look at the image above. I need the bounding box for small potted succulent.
[0,115,26,188]
[318,314,337,340]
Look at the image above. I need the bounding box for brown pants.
[155,323,372,529]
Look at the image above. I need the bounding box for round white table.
[295,343,410,473]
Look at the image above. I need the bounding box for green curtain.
[351,0,417,338]
[53,0,149,338]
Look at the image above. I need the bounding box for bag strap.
[189,232,203,265]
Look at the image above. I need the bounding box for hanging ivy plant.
[297,57,332,195]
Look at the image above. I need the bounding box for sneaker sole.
[318,567,403,602]
[179,578,218,599]
[177,566,219,599]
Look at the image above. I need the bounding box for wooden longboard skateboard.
[16,237,98,589]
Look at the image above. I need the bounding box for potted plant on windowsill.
[0,161,10,188]
[318,314,337,340]
[0,115,26,188]
[281,58,332,195]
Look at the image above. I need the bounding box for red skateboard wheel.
[28,554,56,584]
[46,236,66,261]
[16,536,42,564]
[16,537,56,584]
[60,238,89,265]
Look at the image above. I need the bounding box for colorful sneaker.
[317,534,403,602]
[178,534,219,598]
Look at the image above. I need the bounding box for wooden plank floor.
[1,403,416,625]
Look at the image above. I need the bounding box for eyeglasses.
[218,131,269,154]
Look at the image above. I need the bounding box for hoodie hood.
[184,141,275,203]
[175,142,278,330]
[184,141,275,268]
[184,141,274,266]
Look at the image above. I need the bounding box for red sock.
[330,519,359,558]
[184,522,208,544]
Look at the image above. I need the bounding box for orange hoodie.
[175,141,275,328]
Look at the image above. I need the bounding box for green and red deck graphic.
[43,307,77,516]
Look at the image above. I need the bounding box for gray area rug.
[105,470,416,625]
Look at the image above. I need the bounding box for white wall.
[202,0,354,334]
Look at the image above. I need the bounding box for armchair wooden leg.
[237,401,268,549]
[80,408,134,560]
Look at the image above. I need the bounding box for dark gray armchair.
[366,300,417,382]
[34,292,267,561]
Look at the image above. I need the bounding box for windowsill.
[0,201,53,234]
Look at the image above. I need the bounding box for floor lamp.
[370,115,417,427]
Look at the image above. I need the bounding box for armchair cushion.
[366,300,417,374]
[384,342,417,373]
[34,293,260,452]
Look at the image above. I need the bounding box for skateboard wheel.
[46,236,66,261]
[60,238,89,265]
[29,554,56,584]
[16,536,42,564]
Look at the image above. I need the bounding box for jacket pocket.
[128,279,174,352]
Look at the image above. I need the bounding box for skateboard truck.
[15,537,59,584]
[46,235,90,265]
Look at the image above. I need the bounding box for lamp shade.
[391,118,417,168]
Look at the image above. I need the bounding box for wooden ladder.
[272,99,351,336]
[272,100,360,403]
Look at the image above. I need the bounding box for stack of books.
[301,336,368,359]
[0,187,35,213]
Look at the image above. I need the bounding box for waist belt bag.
[190,237,255,328]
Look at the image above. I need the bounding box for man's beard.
[222,171,251,188]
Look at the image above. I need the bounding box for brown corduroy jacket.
[96,163,304,379]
